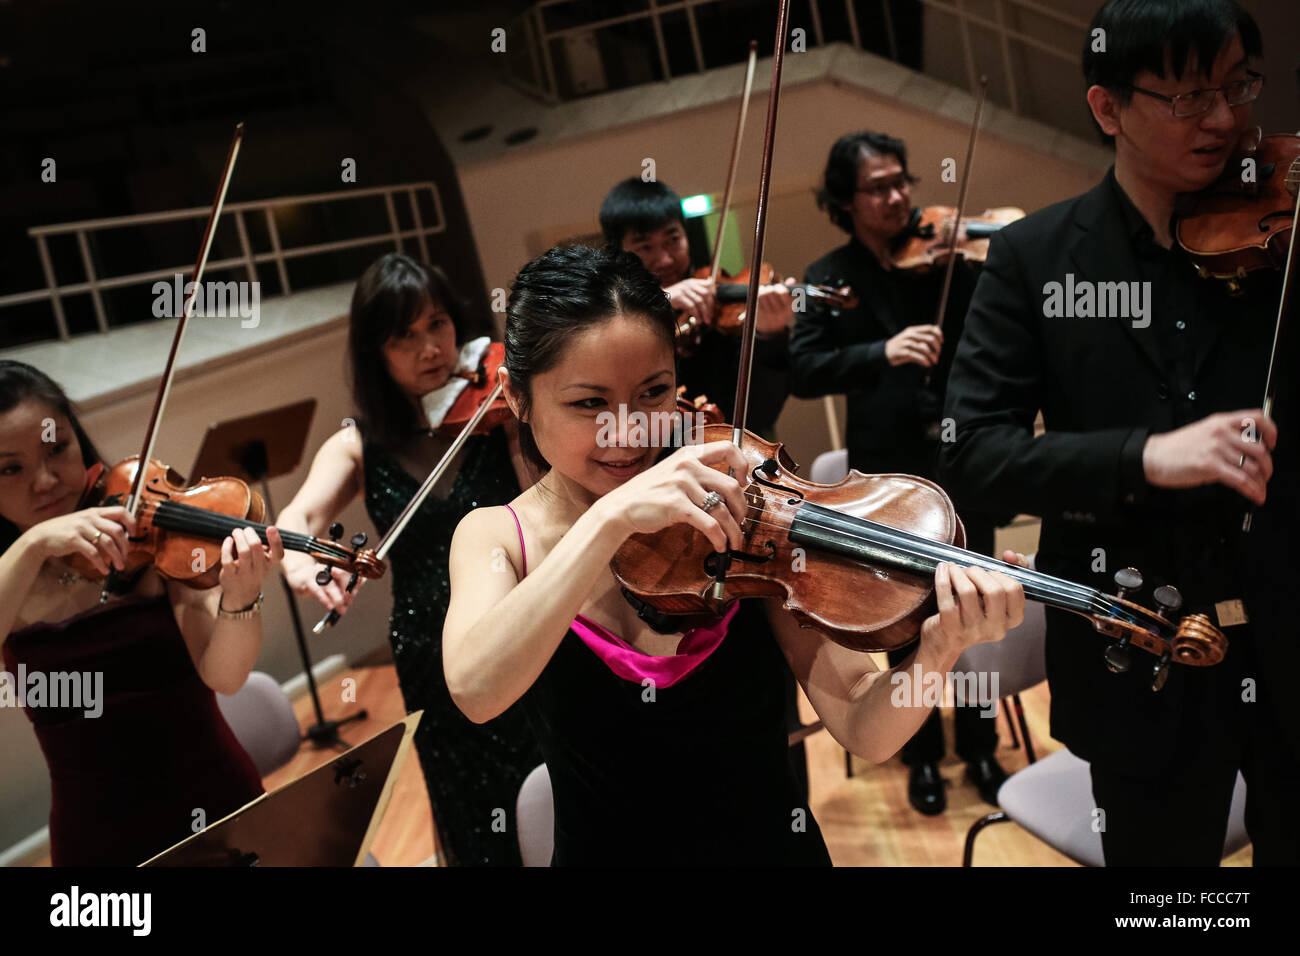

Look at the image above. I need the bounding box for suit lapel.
[1068,178,1166,377]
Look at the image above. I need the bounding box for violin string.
[711,495,1121,618]
[150,501,352,562]
[740,503,1122,619]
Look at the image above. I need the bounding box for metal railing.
[1,181,446,342]
[504,0,1088,122]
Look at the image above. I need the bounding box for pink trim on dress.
[502,503,735,687]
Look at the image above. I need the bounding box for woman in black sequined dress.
[278,254,541,866]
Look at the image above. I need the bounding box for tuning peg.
[1151,650,1172,692]
[328,522,343,541]
[1113,567,1143,600]
[315,568,333,586]
[1153,584,1182,618]
[1104,636,1132,674]
[350,531,367,549]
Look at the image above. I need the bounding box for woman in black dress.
[0,360,280,866]
[278,253,541,866]
[443,245,1027,865]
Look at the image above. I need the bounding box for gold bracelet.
[218,592,264,620]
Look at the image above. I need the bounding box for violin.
[674,264,856,357]
[891,205,1025,272]
[676,387,723,425]
[437,340,513,437]
[1176,129,1299,291]
[78,124,384,598]
[66,458,385,586]
[1176,128,1300,531]
[611,17,1224,691]
[611,425,1226,688]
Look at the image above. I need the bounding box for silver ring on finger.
[698,490,722,512]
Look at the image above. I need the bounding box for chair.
[216,671,301,777]
[516,764,555,867]
[960,590,1249,866]
[809,448,849,485]
[954,599,1047,763]
[963,749,1250,866]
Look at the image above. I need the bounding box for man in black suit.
[792,131,1009,816]
[940,0,1297,864]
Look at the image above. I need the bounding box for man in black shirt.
[941,0,1297,864]
[793,131,1008,815]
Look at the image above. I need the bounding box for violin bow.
[99,123,245,601]
[932,74,988,335]
[1242,160,1300,532]
[707,40,759,286]
[312,381,505,633]
[714,0,792,601]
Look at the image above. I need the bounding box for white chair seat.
[996,748,1249,866]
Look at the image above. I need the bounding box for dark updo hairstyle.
[347,252,472,452]
[505,244,676,473]
[0,360,104,552]
[815,130,916,234]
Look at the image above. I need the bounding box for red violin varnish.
[67,458,384,586]
[1176,129,1299,287]
[438,341,512,437]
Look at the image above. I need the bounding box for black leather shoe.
[965,754,1009,806]
[907,761,946,815]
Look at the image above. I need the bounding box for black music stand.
[142,712,421,866]
[191,398,367,748]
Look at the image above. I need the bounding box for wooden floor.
[21,652,1251,867]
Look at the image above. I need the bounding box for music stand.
[191,398,367,747]
[142,712,421,866]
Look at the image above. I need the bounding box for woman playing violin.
[275,252,541,866]
[443,245,1028,865]
[0,360,281,866]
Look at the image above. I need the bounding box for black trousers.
[1088,623,1300,866]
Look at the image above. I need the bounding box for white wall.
[458,76,1107,468]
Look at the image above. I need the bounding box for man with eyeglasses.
[791,131,1011,817]
[941,0,1296,865]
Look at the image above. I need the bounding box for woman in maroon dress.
[0,360,283,866]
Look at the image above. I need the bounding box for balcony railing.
[1,182,446,343]
[504,0,1088,122]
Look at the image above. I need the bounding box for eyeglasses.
[854,176,912,199]
[1124,70,1265,118]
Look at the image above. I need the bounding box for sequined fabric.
[363,426,540,866]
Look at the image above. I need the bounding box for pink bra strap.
[503,503,527,576]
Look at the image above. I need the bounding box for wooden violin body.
[67,457,385,587]
[675,387,723,425]
[612,425,1226,674]
[674,265,856,356]
[439,341,513,437]
[1177,131,1299,291]
[891,206,1025,272]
